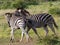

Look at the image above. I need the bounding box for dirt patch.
[8,39,35,45]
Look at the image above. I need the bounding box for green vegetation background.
[0,0,60,15]
[0,0,60,45]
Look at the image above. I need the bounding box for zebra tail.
[53,20,58,29]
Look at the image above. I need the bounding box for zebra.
[17,8,58,37]
[5,12,31,42]
[26,13,58,36]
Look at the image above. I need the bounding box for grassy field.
[0,1,60,45]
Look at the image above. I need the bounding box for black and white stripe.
[23,13,58,37]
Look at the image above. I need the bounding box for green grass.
[0,1,60,45]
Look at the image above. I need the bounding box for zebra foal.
[5,12,30,42]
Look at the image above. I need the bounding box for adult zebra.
[5,12,31,42]
[17,8,58,37]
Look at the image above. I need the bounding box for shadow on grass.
[49,39,60,45]
[36,35,60,45]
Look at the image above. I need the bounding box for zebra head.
[16,7,30,17]
[5,12,12,27]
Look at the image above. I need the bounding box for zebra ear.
[5,12,10,15]
[5,12,12,17]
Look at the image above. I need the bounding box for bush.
[0,0,39,9]
[48,7,60,16]
[10,0,39,8]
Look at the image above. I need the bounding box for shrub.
[0,0,39,9]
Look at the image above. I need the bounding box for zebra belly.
[32,22,43,28]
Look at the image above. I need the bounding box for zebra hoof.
[20,39,23,42]
[29,37,33,40]
[27,37,33,42]
[10,38,14,43]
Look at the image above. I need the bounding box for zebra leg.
[43,26,49,37]
[20,27,29,42]
[26,26,40,38]
[32,27,40,38]
[25,27,33,41]
[48,24,57,36]
[26,27,31,34]
[10,28,14,42]
[20,31,24,42]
